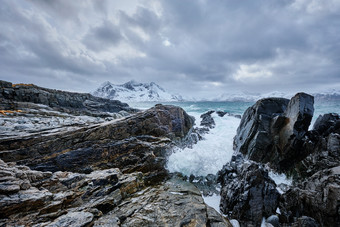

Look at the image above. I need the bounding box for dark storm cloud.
[83,21,123,51]
[0,0,339,96]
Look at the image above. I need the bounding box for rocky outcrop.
[216,111,241,119]
[0,159,231,226]
[292,113,340,178]
[233,97,289,164]
[231,92,340,226]
[95,175,232,227]
[218,155,280,226]
[0,158,143,226]
[279,166,340,226]
[200,111,216,129]
[0,104,194,185]
[276,93,314,171]
[0,80,136,116]
[233,93,315,172]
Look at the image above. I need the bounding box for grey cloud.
[83,21,123,51]
[119,6,161,32]
[0,0,339,98]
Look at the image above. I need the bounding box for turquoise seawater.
[129,100,339,124]
[128,101,253,115]
[128,100,339,176]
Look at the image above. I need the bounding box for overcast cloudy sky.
[1,0,339,98]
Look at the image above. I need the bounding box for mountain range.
[92,80,183,102]
[93,81,340,102]
[216,90,340,102]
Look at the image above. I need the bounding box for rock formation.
[0,80,136,116]
[200,110,216,129]
[233,97,289,164]
[1,158,231,226]
[218,155,280,226]
[233,93,315,172]
[0,104,194,185]
[0,80,233,226]
[229,92,340,226]
[279,166,340,226]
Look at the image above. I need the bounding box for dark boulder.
[200,110,215,129]
[290,113,339,178]
[277,93,314,171]
[233,93,315,172]
[233,97,289,163]
[218,155,280,226]
[216,110,227,117]
[313,113,339,136]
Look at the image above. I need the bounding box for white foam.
[167,113,240,176]
[230,219,240,227]
[268,171,292,186]
[203,193,221,213]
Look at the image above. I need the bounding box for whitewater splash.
[167,112,241,176]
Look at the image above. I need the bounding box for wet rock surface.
[0,81,235,226]
[293,113,340,178]
[0,159,144,226]
[231,92,339,226]
[0,159,232,227]
[0,104,194,185]
[233,97,289,164]
[233,93,316,172]
[94,175,232,227]
[218,155,280,226]
[279,166,340,227]
[200,110,216,129]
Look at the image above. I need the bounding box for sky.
[0,0,340,99]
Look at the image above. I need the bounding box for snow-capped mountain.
[312,89,340,102]
[92,80,183,102]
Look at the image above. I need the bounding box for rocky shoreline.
[1,80,339,226]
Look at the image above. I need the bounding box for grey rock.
[0,105,193,184]
[218,157,280,226]
[94,176,232,227]
[292,113,339,179]
[292,216,319,227]
[0,159,145,226]
[200,110,216,129]
[216,111,227,117]
[46,211,94,227]
[267,215,279,227]
[233,93,316,172]
[277,93,314,171]
[279,166,340,226]
[313,113,339,135]
[233,97,289,163]
[0,80,137,116]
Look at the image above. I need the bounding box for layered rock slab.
[0,159,231,227]
[0,105,193,184]
[0,159,143,226]
[0,80,136,116]
[94,176,232,227]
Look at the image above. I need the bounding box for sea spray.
[167,112,241,176]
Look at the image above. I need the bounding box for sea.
[128,100,339,219]
[128,100,340,177]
